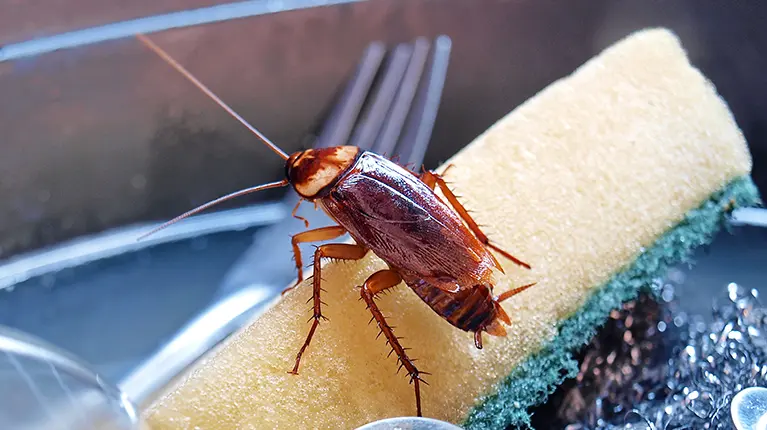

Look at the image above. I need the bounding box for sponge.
[142,28,759,429]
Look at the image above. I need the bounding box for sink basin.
[1,0,765,419]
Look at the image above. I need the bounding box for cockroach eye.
[285,152,302,181]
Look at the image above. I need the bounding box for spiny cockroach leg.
[419,167,439,190]
[496,282,537,302]
[289,243,367,375]
[291,198,310,228]
[359,270,426,417]
[282,226,348,296]
[421,169,531,270]
[420,164,455,187]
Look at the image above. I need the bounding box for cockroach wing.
[321,152,498,290]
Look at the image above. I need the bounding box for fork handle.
[214,193,340,299]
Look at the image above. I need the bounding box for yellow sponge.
[142,28,754,429]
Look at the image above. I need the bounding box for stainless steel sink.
[1,0,765,419]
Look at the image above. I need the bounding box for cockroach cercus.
[136,33,535,417]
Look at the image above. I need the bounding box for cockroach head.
[285,146,360,199]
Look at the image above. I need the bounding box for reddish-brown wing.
[320,152,498,291]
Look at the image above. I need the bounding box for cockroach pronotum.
[136,33,535,417]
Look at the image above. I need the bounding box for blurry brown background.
[1,0,765,258]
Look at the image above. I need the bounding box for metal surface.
[118,284,274,410]
[0,203,286,292]
[2,0,765,259]
[0,325,138,429]
[0,0,367,57]
[356,417,463,430]
[0,1,764,427]
[732,387,767,430]
[731,207,767,229]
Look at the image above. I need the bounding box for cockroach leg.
[289,243,367,375]
[291,198,310,228]
[474,331,483,349]
[496,282,537,303]
[283,225,348,295]
[420,164,454,189]
[420,170,438,190]
[359,270,426,417]
[421,169,531,270]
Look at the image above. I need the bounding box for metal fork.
[215,35,452,298]
[119,35,453,410]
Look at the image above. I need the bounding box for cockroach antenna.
[134,33,290,241]
[136,179,288,241]
[132,33,533,418]
[136,34,289,161]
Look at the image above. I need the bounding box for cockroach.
[136,33,535,417]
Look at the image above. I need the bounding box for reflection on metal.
[356,417,463,430]
[0,202,286,291]
[732,387,767,430]
[0,325,138,429]
[401,35,451,167]
[731,208,767,229]
[0,0,367,61]
[119,284,276,409]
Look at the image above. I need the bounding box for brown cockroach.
[136,33,534,417]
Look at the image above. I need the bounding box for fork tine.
[373,38,431,157]
[393,35,452,168]
[348,43,413,151]
[313,41,386,149]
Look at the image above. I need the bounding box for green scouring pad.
[143,28,761,430]
[464,177,759,429]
